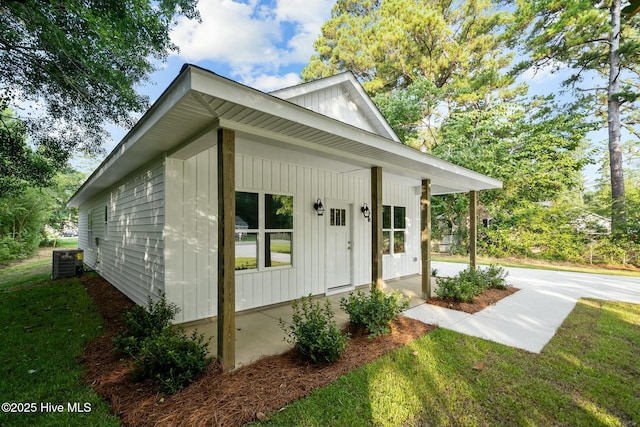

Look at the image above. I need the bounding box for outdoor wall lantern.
[314,198,325,216]
[361,203,371,222]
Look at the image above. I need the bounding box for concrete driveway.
[403,262,640,353]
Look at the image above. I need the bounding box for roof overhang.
[68,65,501,207]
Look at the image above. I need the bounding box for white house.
[68,64,501,370]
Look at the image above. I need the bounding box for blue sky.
[103,0,335,152]
[101,0,604,184]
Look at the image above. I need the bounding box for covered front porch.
[182,275,429,369]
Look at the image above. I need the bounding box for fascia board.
[191,67,501,191]
[67,68,194,207]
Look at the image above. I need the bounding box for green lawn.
[0,253,120,427]
[433,254,640,278]
[255,298,640,426]
[2,248,639,427]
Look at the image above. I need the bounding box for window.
[393,206,406,254]
[382,205,406,255]
[329,208,346,226]
[235,192,293,271]
[87,210,94,249]
[235,192,259,270]
[265,194,293,268]
[104,205,109,241]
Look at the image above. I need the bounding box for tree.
[506,0,640,236]
[0,0,199,164]
[430,96,592,254]
[0,109,61,196]
[302,0,524,149]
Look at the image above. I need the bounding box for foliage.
[0,110,62,196]
[280,295,349,364]
[257,299,640,427]
[506,0,640,234]
[0,0,200,165]
[0,187,53,261]
[114,293,210,393]
[304,0,523,150]
[113,293,180,357]
[340,289,410,338]
[132,328,211,394]
[430,97,591,259]
[435,265,509,302]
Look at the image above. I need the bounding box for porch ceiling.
[68,65,501,207]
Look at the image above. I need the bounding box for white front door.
[326,202,352,292]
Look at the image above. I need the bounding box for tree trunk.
[608,0,627,235]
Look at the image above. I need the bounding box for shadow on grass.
[257,298,640,426]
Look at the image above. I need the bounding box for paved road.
[403,262,640,353]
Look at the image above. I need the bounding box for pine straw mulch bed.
[427,286,520,314]
[80,274,438,427]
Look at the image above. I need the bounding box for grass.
[432,254,640,278]
[255,298,640,426]
[0,238,78,290]
[2,246,638,427]
[0,252,120,427]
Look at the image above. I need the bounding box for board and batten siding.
[234,151,372,312]
[382,180,421,280]
[164,149,218,324]
[163,136,423,322]
[78,159,165,307]
[284,85,378,135]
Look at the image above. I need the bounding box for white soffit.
[68,65,501,207]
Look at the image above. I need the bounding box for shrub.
[479,264,509,290]
[435,265,509,302]
[113,293,211,394]
[340,288,410,338]
[132,329,211,394]
[280,295,349,364]
[113,293,179,357]
[435,273,480,303]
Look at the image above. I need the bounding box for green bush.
[340,288,410,338]
[113,293,211,394]
[434,274,480,303]
[478,264,509,290]
[132,329,211,394]
[435,265,509,302]
[280,295,349,364]
[113,293,179,357]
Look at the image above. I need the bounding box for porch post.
[469,190,478,270]
[421,179,432,298]
[371,166,383,290]
[217,128,236,371]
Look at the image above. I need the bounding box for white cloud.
[170,0,333,82]
[245,72,301,92]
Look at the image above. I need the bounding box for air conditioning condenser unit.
[52,249,84,279]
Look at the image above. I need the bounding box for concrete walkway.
[403,261,640,353]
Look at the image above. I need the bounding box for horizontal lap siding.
[78,159,166,308]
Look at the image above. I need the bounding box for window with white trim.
[87,210,94,249]
[104,205,109,241]
[235,192,293,271]
[382,205,406,255]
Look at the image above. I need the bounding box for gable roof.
[270,72,401,142]
[68,64,501,207]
